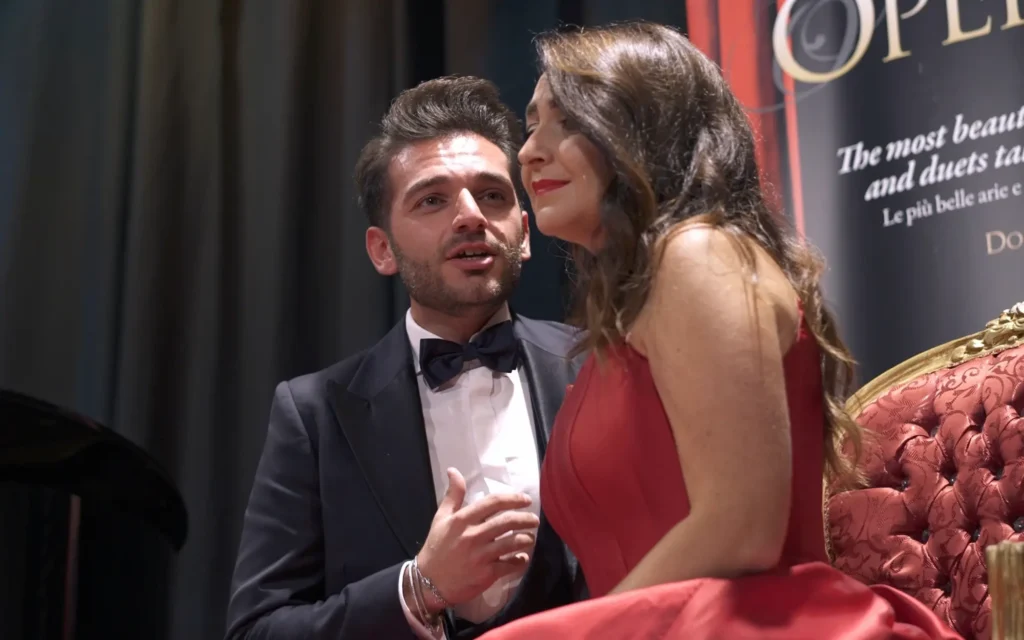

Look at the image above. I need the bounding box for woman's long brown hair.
[536,21,863,488]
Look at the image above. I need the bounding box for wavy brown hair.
[536,21,863,488]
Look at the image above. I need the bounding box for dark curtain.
[1,1,412,637]
[0,1,686,638]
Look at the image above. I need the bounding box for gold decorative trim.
[986,540,1024,640]
[847,302,1024,416]
[828,302,1024,567]
[950,302,1024,365]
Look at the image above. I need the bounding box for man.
[225,76,585,640]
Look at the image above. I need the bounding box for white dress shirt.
[397,307,541,639]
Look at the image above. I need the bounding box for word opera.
[774,0,1024,84]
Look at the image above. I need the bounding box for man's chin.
[454,289,506,308]
[448,281,511,307]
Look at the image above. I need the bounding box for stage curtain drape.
[0,1,411,637]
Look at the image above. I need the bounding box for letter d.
[987,231,1006,255]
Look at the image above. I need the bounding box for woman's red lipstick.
[532,179,569,195]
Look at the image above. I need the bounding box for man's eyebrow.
[401,175,450,203]
[472,171,516,189]
[400,171,515,204]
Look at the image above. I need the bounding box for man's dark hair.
[354,76,524,229]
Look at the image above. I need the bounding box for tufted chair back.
[827,303,1024,640]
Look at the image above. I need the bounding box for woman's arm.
[610,227,798,595]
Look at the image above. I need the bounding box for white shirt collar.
[405,305,513,374]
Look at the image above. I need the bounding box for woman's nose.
[518,132,548,167]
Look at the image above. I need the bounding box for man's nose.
[452,190,487,231]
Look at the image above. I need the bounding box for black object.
[0,388,188,640]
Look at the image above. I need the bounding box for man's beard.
[391,232,524,314]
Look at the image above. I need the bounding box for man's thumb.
[440,468,466,512]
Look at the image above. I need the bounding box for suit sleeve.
[225,381,418,639]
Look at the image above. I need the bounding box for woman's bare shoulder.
[630,224,799,355]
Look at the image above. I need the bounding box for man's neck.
[409,301,506,343]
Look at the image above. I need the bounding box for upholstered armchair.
[827,303,1024,640]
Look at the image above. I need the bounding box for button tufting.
[830,344,1024,639]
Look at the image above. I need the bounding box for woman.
[479,22,961,640]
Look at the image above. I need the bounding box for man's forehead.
[390,133,510,187]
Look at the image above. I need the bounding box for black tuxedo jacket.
[225,314,587,639]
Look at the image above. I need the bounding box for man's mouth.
[447,243,498,271]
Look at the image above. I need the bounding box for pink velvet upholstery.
[828,345,1024,640]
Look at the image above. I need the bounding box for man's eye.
[418,195,444,208]
[481,191,506,201]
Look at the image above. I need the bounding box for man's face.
[365,133,531,314]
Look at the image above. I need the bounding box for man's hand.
[414,468,539,611]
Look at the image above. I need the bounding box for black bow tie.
[418,321,519,390]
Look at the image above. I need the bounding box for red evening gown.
[479,317,962,639]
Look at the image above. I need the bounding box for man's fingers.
[437,468,467,515]
[468,511,540,541]
[456,492,533,524]
[482,532,536,560]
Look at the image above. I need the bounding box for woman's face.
[519,76,612,251]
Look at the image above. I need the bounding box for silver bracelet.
[406,563,428,621]
[412,557,451,610]
[410,570,439,632]
[409,561,444,633]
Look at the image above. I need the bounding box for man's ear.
[519,209,532,262]
[365,226,398,275]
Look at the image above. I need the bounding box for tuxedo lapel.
[514,317,581,451]
[328,320,436,558]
